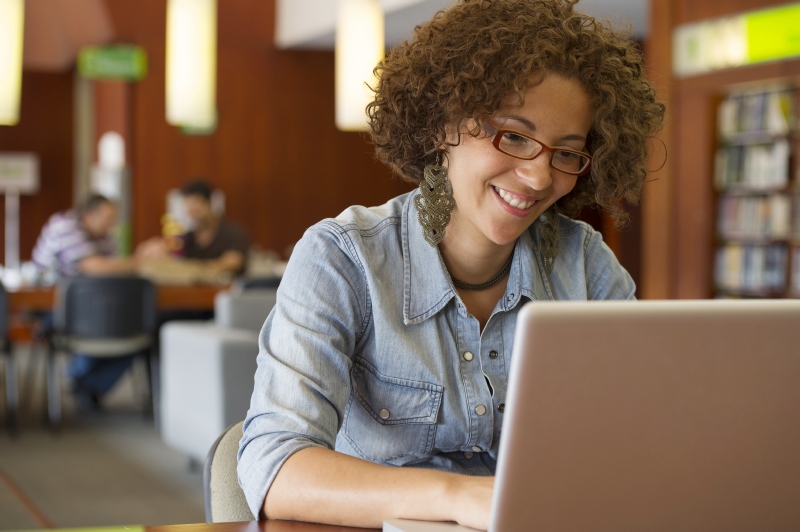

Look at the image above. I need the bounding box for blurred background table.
[8,284,228,313]
[6,284,228,341]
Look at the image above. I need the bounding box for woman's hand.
[446,475,495,531]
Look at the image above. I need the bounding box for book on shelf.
[717,88,793,138]
[793,248,800,293]
[795,195,800,238]
[714,140,790,190]
[715,243,788,292]
[717,194,791,239]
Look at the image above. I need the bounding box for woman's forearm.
[263,447,493,529]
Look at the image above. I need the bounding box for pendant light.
[335,0,384,131]
[166,0,217,129]
[0,0,24,126]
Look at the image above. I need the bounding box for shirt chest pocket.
[342,357,443,465]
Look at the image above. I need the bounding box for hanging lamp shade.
[0,0,25,126]
[165,0,217,129]
[335,0,384,132]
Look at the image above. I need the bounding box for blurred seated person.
[180,180,249,274]
[139,180,249,276]
[32,194,144,411]
[32,194,139,277]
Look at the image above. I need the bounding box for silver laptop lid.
[491,300,800,532]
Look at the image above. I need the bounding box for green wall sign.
[78,46,147,80]
[674,2,800,77]
[746,4,800,64]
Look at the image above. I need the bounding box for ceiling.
[277,0,649,50]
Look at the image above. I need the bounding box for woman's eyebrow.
[497,115,587,142]
[496,115,536,131]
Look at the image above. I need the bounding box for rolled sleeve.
[237,223,368,518]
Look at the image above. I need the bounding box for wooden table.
[6,284,229,341]
[148,522,376,532]
[7,284,229,313]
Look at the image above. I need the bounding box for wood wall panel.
[640,0,677,299]
[673,93,716,298]
[105,0,411,256]
[0,71,74,261]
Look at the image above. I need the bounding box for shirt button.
[507,293,515,301]
[489,350,498,359]
[379,409,390,420]
[475,405,486,416]
[498,403,505,413]
[464,452,474,459]
[463,351,474,361]
[471,446,482,452]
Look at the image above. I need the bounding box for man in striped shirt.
[33,194,138,277]
[32,194,139,411]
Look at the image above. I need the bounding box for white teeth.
[494,186,535,210]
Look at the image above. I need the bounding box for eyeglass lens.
[497,132,590,174]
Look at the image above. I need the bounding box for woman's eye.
[554,150,579,161]
[501,132,529,144]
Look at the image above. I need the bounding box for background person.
[32,194,138,277]
[238,0,665,529]
[178,179,249,275]
[32,194,144,411]
[138,180,250,277]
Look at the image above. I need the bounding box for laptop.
[385,300,800,531]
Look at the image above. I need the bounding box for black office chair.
[46,276,156,429]
[0,284,17,434]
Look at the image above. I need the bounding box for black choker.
[448,251,514,291]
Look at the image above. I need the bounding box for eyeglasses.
[483,122,592,176]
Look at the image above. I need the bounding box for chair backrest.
[55,276,156,338]
[214,289,277,333]
[204,420,253,523]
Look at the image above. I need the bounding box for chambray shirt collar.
[402,191,456,325]
[402,191,552,325]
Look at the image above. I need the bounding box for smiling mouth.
[492,186,538,210]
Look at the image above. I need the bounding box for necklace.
[448,251,514,291]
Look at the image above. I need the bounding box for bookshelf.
[713,86,800,298]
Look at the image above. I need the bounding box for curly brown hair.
[368,0,665,223]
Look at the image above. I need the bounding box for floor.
[0,343,206,530]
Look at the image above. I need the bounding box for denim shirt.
[237,190,635,517]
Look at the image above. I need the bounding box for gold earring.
[540,205,560,275]
[414,153,456,246]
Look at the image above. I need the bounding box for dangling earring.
[540,204,560,275]
[414,152,456,246]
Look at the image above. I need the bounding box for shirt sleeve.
[583,227,637,300]
[237,222,369,518]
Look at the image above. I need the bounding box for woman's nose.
[516,153,553,191]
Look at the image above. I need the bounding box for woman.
[238,0,665,529]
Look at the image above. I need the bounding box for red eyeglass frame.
[483,121,593,176]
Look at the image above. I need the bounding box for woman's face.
[443,73,594,248]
